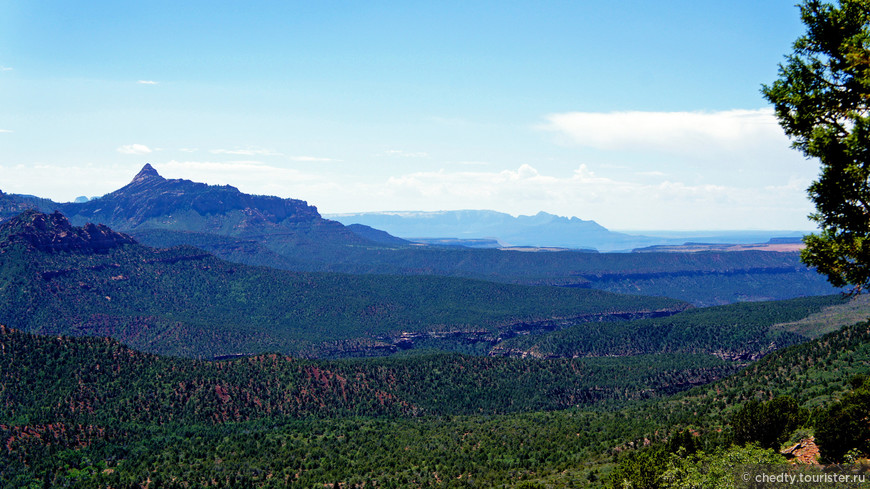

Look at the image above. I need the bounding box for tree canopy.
[763,0,870,290]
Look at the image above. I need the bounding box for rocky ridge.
[61,164,322,232]
[0,209,136,254]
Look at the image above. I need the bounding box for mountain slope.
[0,325,739,488]
[62,163,321,231]
[0,209,136,253]
[0,210,687,358]
[0,325,740,425]
[4,309,870,487]
[0,190,56,220]
[58,164,375,257]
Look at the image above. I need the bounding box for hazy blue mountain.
[328,210,642,251]
[329,210,811,252]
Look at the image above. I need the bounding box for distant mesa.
[329,209,642,251]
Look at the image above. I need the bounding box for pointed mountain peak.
[131,163,164,184]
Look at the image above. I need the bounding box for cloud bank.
[371,163,813,230]
[1,159,815,230]
[541,109,787,153]
[290,156,338,162]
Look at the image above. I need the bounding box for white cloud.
[541,109,787,153]
[0,66,12,72]
[117,144,153,155]
[0,129,12,133]
[368,163,814,230]
[290,155,338,162]
[137,80,159,85]
[210,148,283,156]
[537,107,817,194]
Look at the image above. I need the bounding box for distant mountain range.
[0,164,838,305]
[328,210,809,252]
[330,210,617,249]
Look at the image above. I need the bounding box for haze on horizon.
[0,1,819,231]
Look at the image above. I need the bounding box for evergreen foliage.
[496,295,847,359]
[763,0,870,291]
[815,376,870,462]
[3,311,870,487]
[731,396,808,449]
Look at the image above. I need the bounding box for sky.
[0,1,821,230]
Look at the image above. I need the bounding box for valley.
[6,1,870,487]
[3,302,870,487]
[0,165,867,488]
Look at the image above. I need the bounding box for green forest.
[2,316,870,488]
[0,204,868,488]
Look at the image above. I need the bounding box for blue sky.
[0,1,819,230]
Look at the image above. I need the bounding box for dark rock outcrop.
[0,210,136,253]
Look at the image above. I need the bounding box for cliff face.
[61,164,322,232]
[0,210,137,253]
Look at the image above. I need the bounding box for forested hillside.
[0,210,686,359]
[493,295,848,359]
[0,324,736,487]
[600,319,870,488]
[0,325,737,425]
[3,314,870,488]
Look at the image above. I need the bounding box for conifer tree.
[763,0,870,290]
